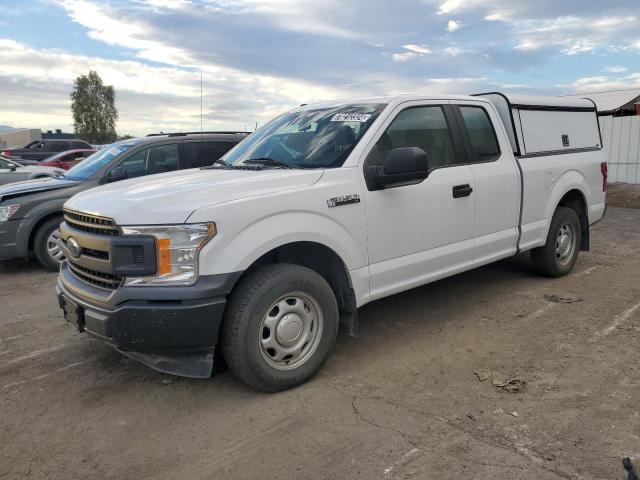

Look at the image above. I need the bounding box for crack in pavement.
[327,382,575,480]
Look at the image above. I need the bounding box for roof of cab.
[296,94,491,110]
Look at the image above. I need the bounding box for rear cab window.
[456,106,501,162]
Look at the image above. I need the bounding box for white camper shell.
[475,93,602,157]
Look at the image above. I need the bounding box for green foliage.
[70,71,118,144]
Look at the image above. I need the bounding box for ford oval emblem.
[66,237,82,258]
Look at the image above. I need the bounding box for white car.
[56,93,607,391]
[0,156,64,186]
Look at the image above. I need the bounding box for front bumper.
[56,262,240,377]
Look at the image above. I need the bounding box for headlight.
[121,223,216,286]
[0,204,20,222]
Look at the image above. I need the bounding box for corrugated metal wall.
[600,116,640,184]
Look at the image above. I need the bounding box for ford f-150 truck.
[56,93,607,392]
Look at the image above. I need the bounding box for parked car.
[1,139,93,162]
[0,156,64,186]
[39,149,97,170]
[0,132,248,270]
[53,93,607,391]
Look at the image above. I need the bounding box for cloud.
[605,66,628,73]
[0,38,348,134]
[392,44,431,62]
[401,44,432,54]
[392,52,421,63]
[446,20,461,32]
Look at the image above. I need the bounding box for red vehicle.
[39,149,96,170]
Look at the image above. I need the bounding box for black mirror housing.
[107,167,128,182]
[371,147,429,189]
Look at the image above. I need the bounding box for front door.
[361,101,475,301]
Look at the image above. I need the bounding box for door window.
[111,143,179,179]
[377,106,458,170]
[183,141,237,168]
[458,107,501,162]
[51,142,70,152]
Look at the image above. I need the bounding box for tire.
[222,263,339,392]
[33,217,65,271]
[531,207,582,277]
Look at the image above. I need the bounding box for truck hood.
[64,168,325,224]
[0,176,80,202]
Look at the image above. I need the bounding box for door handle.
[452,184,473,198]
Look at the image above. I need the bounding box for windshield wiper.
[243,157,297,169]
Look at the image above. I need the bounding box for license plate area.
[63,297,85,332]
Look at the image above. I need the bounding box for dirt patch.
[1,208,639,479]
[607,182,640,209]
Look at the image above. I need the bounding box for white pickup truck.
[57,93,607,391]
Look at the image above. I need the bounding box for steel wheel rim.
[555,223,576,266]
[46,228,65,263]
[259,291,324,371]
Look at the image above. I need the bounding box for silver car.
[0,156,64,186]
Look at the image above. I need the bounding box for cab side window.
[458,106,500,162]
[113,144,179,179]
[377,106,457,170]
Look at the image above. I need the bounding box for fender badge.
[327,194,360,208]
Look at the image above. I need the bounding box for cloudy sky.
[1,0,639,136]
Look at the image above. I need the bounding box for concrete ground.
[1,207,639,480]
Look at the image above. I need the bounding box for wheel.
[222,263,339,392]
[33,217,65,271]
[531,207,581,277]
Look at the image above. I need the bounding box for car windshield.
[0,156,20,169]
[64,141,138,180]
[220,103,386,169]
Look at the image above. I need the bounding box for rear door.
[361,100,475,300]
[450,101,520,265]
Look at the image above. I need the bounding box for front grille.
[64,210,119,236]
[67,260,123,290]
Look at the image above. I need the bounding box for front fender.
[198,210,366,276]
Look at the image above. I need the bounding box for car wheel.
[531,206,581,277]
[33,217,65,271]
[222,263,339,392]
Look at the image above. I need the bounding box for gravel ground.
[1,207,639,480]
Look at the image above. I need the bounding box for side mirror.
[107,167,128,182]
[370,147,429,189]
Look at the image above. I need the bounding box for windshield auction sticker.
[330,113,372,122]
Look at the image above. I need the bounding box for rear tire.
[33,217,65,271]
[531,207,581,277]
[222,263,339,392]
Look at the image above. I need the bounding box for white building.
[564,89,640,184]
[0,128,41,150]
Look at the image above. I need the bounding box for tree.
[70,70,118,144]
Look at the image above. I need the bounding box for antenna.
[200,72,204,166]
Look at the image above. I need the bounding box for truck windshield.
[64,141,139,180]
[220,103,386,169]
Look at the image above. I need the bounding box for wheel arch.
[544,171,590,251]
[28,210,64,253]
[228,241,359,337]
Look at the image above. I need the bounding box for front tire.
[222,264,339,392]
[33,217,65,271]
[531,207,581,277]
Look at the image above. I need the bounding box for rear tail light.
[600,162,608,192]
[1,150,10,156]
